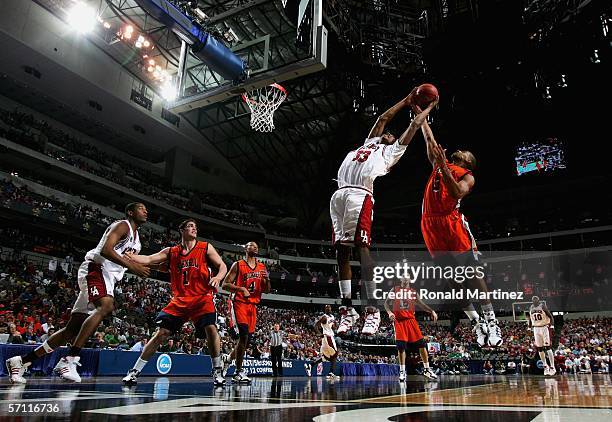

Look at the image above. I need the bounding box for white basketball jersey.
[321,314,335,337]
[529,303,551,327]
[84,220,141,282]
[336,138,407,193]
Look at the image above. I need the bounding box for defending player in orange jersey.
[384,277,438,382]
[416,104,502,348]
[222,241,270,384]
[120,219,228,386]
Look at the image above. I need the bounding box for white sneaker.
[232,369,251,384]
[54,356,81,383]
[213,369,226,386]
[472,320,489,347]
[549,367,556,376]
[326,372,339,381]
[361,309,381,335]
[6,356,29,384]
[122,369,139,385]
[221,354,232,377]
[337,307,359,334]
[398,370,406,382]
[487,320,503,347]
[543,367,551,376]
[423,368,438,380]
[304,363,312,377]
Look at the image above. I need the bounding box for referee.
[270,323,284,377]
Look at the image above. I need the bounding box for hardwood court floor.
[0,374,610,421]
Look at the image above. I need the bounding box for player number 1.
[182,269,189,286]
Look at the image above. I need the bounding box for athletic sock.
[68,346,81,357]
[423,362,430,369]
[21,351,38,365]
[338,279,352,300]
[133,358,148,372]
[538,351,548,367]
[546,350,555,369]
[481,303,496,321]
[463,304,480,321]
[212,355,222,370]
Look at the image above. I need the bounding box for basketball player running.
[223,242,270,384]
[6,203,151,383]
[120,219,228,385]
[304,305,340,380]
[384,278,438,382]
[528,296,556,376]
[331,90,438,336]
[416,112,502,347]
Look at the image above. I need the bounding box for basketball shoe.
[6,356,29,384]
[487,320,503,347]
[54,356,81,383]
[472,319,489,347]
[361,309,381,335]
[337,307,359,334]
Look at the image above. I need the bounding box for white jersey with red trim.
[336,137,408,193]
[84,220,141,282]
[529,303,551,327]
[320,314,336,337]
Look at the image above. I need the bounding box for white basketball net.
[242,83,287,132]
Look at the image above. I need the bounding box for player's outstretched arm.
[367,90,415,139]
[206,244,228,288]
[383,293,395,321]
[411,104,438,165]
[398,98,438,146]
[101,222,150,278]
[414,296,438,322]
[125,248,170,266]
[431,144,474,200]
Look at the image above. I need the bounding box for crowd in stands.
[0,106,273,227]
[1,254,610,372]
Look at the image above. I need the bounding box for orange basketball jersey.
[232,260,268,304]
[168,241,212,297]
[422,162,471,216]
[392,286,416,321]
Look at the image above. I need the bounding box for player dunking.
[416,112,503,347]
[120,219,228,385]
[304,305,340,380]
[6,203,151,383]
[529,296,556,376]
[384,278,438,382]
[223,242,270,384]
[331,89,438,335]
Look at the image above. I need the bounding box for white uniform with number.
[330,137,407,247]
[72,220,141,314]
[320,314,338,360]
[530,303,552,347]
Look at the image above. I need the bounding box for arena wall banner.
[97,350,212,376]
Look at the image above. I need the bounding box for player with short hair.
[528,296,556,376]
[223,241,270,384]
[416,111,502,347]
[384,278,438,382]
[120,219,228,385]
[304,304,340,380]
[331,90,438,336]
[6,203,150,383]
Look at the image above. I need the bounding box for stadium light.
[66,2,98,34]
[160,82,177,101]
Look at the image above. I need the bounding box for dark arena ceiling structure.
[29,0,612,228]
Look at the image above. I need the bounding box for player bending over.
[529,296,556,376]
[120,219,228,386]
[6,203,150,383]
[223,242,270,384]
[416,109,502,347]
[304,305,340,380]
[331,89,438,336]
[384,277,438,382]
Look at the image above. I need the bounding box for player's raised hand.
[404,87,418,106]
[412,97,438,127]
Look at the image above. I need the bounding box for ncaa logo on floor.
[156,354,172,375]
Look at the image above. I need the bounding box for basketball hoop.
[242,83,287,132]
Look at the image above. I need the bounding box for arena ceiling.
[28,0,612,228]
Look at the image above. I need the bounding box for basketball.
[414,83,439,108]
